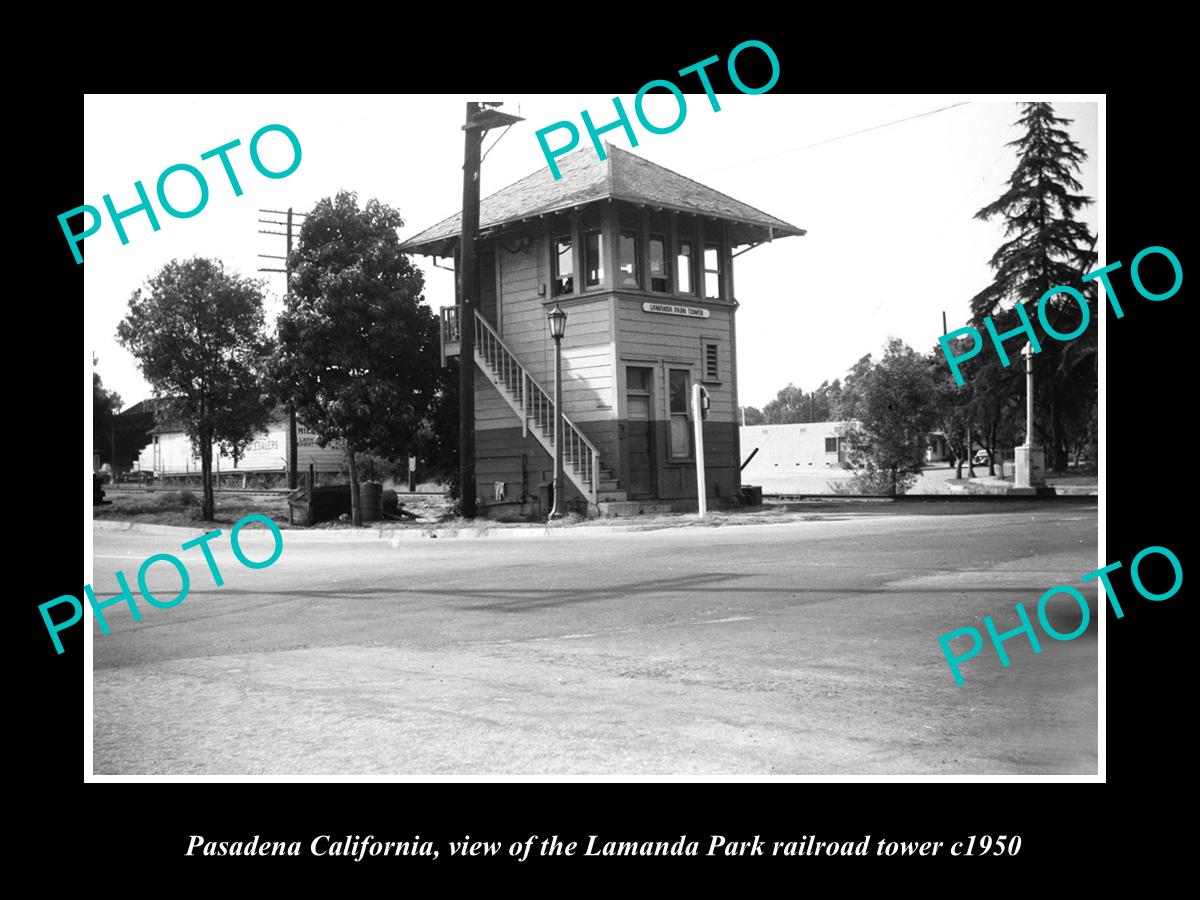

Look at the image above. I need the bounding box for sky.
[83,94,1098,410]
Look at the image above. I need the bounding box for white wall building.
[138,417,343,478]
[738,421,854,494]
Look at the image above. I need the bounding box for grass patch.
[94,489,291,528]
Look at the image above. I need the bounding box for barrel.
[359,481,383,522]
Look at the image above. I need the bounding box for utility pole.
[259,207,306,490]
[457,102,524,519]
[459,103,482,519]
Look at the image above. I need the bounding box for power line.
[699,101,971,176]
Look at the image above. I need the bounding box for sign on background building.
[139,418,343,477]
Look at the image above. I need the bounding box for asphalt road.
[91,503,1099,775]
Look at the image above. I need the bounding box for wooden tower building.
[401,145,804,516]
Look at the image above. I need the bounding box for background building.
[739,421,853,494]
[137,410,343,484]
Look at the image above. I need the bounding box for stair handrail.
[472,309,601,500]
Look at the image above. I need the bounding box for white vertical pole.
[693,383,707,517]
[1024,342,1035,448]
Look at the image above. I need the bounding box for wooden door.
[626,367,655,498]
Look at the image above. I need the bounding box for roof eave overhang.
[401,200,805,256]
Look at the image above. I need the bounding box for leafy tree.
[760,380,840,424]
[835,354,873,421]
[964,324,1024,476]
[762,383,808,424]
[819,379,843,421]
[837,340,936,495]
[117,259,274,520]
[926,344,973,478]
[92,355,123,464]
[970,102,1097,471]
[741,406,766,426]
[273,192,440,526]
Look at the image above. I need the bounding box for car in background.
[972,450,991,466]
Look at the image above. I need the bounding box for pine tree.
[970,103,1097,471]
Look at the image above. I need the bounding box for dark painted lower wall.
[475,420,740,510]
[475,427,585,513]
[617,418,740,501]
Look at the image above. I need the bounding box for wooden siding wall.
[473,379,585,507]
[473,210,741,498]
[615,295,740,498]
[615,296,737,423]
[489,234,618,469]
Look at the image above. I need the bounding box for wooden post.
[693,383,707,517]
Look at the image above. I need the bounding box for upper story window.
[584,230,603,287]
[582,207,604,289]
[553,215,574,296]
[649,235,669,293]
[618,207,641,289]
[619,230,639,288]
[704,242,721,300]
[677,240,694,294]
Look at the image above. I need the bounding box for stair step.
[598,491,628,502]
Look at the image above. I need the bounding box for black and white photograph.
[78,91,1108,779]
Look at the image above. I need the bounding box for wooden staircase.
[461,308,627,506]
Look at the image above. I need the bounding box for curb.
[92,518,679,541]
[92,495,1099,543]
[92,520,211,537]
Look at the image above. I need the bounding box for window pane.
[670,417,690,457]
[677,241,693,294]
[626,366,651,392]
[585,230,603,287]
[649,236,668,292]
[669,369,689,413]
[649,237,666,276]
[825,437,838,453]
[555,237,573,295]
[619,230,639,288]
[704,242,720,299]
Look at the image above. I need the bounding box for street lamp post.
[1015,340,1045,489]
[547,304,567,519]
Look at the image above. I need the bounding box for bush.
[829,469,915,496]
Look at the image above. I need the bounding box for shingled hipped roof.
[400,144,805,255]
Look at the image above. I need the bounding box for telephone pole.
[457,102,524,518]
[259,207,306,489]
[459,104,482,519]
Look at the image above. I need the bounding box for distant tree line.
[744,102,1097,494]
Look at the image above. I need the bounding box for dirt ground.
[95,486,453,529]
